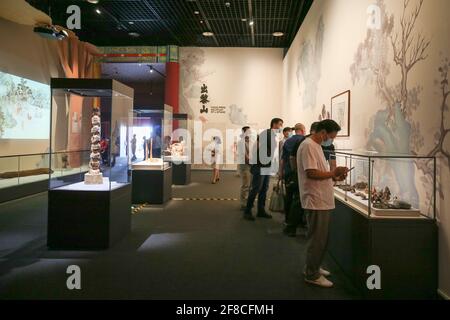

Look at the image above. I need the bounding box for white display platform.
[334,187,422,218]
[132,159,170,171]
[53,177,126,191]
[164,155,189,163]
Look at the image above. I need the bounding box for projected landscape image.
[0,71,50,139]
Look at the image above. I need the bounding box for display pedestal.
[328,198,437,299]
[172,163,191,185]
[132,167,172,204]
[47,183,132,250]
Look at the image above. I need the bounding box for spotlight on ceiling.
[249,20,254,26]
[149,66,154,73]
[194,11,200,15]
[272,32,284,37]
[95,8,101,14]
[241,18,247,22]
[225,2,231,7]
[202,31,214,37]
[87,0,99,3]
[128,32,140,37]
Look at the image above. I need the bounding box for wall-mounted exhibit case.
[131,106,173,204]
[165,113,191,185]
[47,78,134,250]
[329,150,437,299]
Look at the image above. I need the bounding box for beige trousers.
[238,164,251,206]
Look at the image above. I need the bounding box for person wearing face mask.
[277,127,293,182]
[244,118,284,221]
[297,119,348,288]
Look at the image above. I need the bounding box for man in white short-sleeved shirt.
[297,119,348,288]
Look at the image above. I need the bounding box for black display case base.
[328,198,438,299]
[47,183,132,250]
[171,163,191,185]
[132,167,172,204]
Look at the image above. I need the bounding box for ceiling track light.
[87,0,99,3]
[272,32,284,37]
[249,20,254,26]
[202,31,214,37]
[95,8,101,14]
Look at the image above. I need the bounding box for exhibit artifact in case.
[164,114,190,163]
[85,105,103,184]
[165,113,191,185]
[47,78,134,249]
[333,150,436,218]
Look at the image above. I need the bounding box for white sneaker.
[303,268,331,277]
[304,275,334,288]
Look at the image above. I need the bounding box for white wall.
[282,0,450,296]
[180,47,284,168]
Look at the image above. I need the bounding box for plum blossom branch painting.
[349,0,438,213]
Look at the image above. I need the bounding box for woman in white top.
[210,136,222,184]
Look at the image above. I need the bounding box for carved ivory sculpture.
[84,107,103,184]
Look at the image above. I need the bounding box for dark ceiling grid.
[25,0,314,48]
[195,0,220,46]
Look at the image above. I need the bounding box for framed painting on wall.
[331,90,350,137]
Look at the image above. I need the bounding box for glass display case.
[49,78,133,190]
[47,78,134,249]
[131,106,172,170]
[333,150,436,219]
[130,105,173,204]
[164,113,191,163]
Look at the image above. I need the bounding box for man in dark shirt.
[280,123,306,227]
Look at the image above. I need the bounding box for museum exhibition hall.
[0,0,449,302]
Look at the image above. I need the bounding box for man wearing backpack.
[279,123,306,236]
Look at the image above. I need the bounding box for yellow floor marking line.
[172,197,238,201]
[131,203,148,215]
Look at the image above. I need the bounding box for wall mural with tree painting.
[296,15,325,110]
[350,0,448,215]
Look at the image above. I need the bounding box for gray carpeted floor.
[0,171,361,299]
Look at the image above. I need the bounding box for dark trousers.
[284,176,294,222]
[245,165,270,214]
[284,175,305,232]
[304,210,331,280]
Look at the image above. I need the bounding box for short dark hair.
[283,127,292,133]
[270,118,283,128]
[242,126,250,133]
[310,122,320,133]
[316,119,341,133]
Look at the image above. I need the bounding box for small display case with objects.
[164,113,191,185]
[328,150,437,299]
[130,106,173,204]
[47,78,134,250]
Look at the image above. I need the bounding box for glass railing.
[0,150,90,190]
